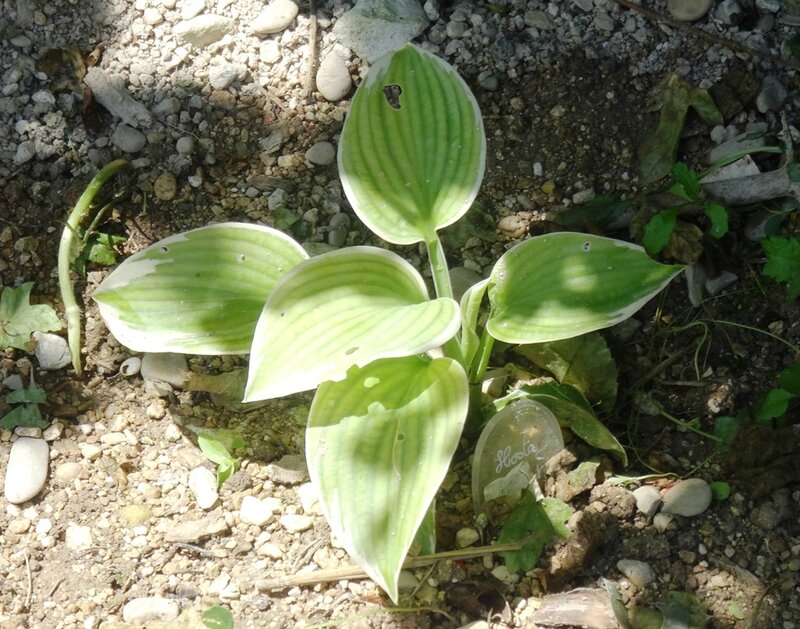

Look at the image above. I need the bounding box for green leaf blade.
[761,236,800,300]
[486,233,684,345]
[339,44,486,244]
[306,356,469,602]
[245,247,460,401]
[0,283,61,351]
[643,208,679,255]
[94,223,308,354]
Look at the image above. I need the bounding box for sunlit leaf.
[307,356,468,602]
[486,233,683,345]
[514,331,618,410]
[94,223,308,354]
[0,283,61,351]
[245,247,460,400]
[498,493,571,572]
[339,44,485,244]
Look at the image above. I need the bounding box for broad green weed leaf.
[754,387,794,421]
[0,404,47,430]
[761,236,800,300]
[94,223,308,354]
[553,194,633,231]
[643,208,679,255]
[778,363,800,395]
[245,247,460,400]
[657,592,708,629]
[339,44,485,244]
[0,283,61,351]
[514,331,618,410]
[487,233,683,345]
[669,163,700,202]
[498,493,571,572]
[6,385,47,405]
[307,356,468,602]
[639,75,721,185]
[713,415,744,451]
[710,481,730,501]
[201,606,234,629]
[704,203,729,239]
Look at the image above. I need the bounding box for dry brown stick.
[612,0,800,71]
[304,0,319,102]
[257,539,528,591]
[23,551,33,610]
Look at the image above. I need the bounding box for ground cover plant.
[91,44,684,602]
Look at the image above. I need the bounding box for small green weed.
[761,235,800,300]
[195,428,246,488]
[0,283,61,352]
[0,376,48,430]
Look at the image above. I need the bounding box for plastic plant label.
[471,398,564,516]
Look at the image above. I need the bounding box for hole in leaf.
[582,242,591,252]
[345,346,359,355]
[160,246,169,253]
[396,433,405,442]
[237,253,246,262]
[383,84,402,110]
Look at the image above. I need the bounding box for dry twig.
[304,0,319,102]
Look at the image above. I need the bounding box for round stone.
[54,462,83,485]
[617,559,655,587]
[65,523,93,550]
[316,51,352,102]
[252,0,299,36]
[153,172,178,200]
[667,0,712,21]
[122,597,180,624]
[176,136,195,155]
[111,124,147,153]
[305,141,336,166]
[188,466,218,510]
[33,332,71,370]
[661,479,712,517]
[4,438,49,504]
[279,514,313,533]
[240,496,275,526]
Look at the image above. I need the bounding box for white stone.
[176,136,195,154]
[79,443,102,461]
[181,0,206,20]
[252,0,299,36]
[188,466,218,510]
[3,438,49,504]
[455,527,480,548]
[122,597,180,624]
[297,482,321,515]
[305,141,336,166]
[111,124,147,153]
[617,559,654,587]
[662,479,712,517]
[316,51,351,101]
[208,64,239,90]
[42,422,64,441]
[33,332,70,370]
[259,40,281,64]
[240,496,274,526]
[175,14,233,47]
[632,485,662,515]
[257,542,283,559]
[279,514,313,533]
[65,523,93,550]
[54,461,83,484]
[143,7,163,24]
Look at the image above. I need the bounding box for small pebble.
[455,527,480,548]
[188,466,219,510]
[54,462,83,485]
[33,332,70,370]
[305,141,336,166]
[667,0,713,21]
[632,485,662,516]
[122,597,180,624]
[174,14,233,47]
[176,136,195,155]
[65,523,93,550]
[252,0,299,35]
[279,514,313,533]
[79,443,102,461]
[111,124,147,153]
[4,437,49,504]
[141,353,188,387]
[617,559,655,587]
[316,51,351,101]
[662,479,712,517]
[240,496,275,526]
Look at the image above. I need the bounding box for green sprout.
[90,45,684,602]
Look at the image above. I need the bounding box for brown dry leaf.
[663,220,704,264]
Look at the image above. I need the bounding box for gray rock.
[316,51,351,101]
[617,559,655,587]
[715,0,743,25]
[327,212,351,247]
[755,0,781,12]
[176,135,195,155]
[33,332,70,370]
[593,12,615,31]
[572,0,594,11]
[661,478,712,517]
[10,35,32,47]
[756,77,788,113]
[122,598,180,624]
[208,64,239,90]
[4,437,49,504]
[174,14,233,47]
[446,21,467,38]
[14,141,35,165]
[524,10,556,30]
[267,454,308,485]
[141,353,189,387]
[111,124,147,153]
[252,0,299,35]
[305,141,336,166]
[332,0,430,63]
[152,96,181,116]
[667,0,713,21]
[83,67,153,128]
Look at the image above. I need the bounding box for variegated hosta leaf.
[307,356,469,602]
[93,223,308,354]
[459,278,488,369]
[245,247,460,401]
[487,233,684,344]
[339,43,486,245]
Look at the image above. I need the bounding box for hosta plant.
[93,44,683,602]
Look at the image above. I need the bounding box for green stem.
[659,409,720,442]
[469,327,495,384]
[58,159,130,375]
[425,236,453,301]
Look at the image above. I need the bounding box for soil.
[1,1,800,628]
